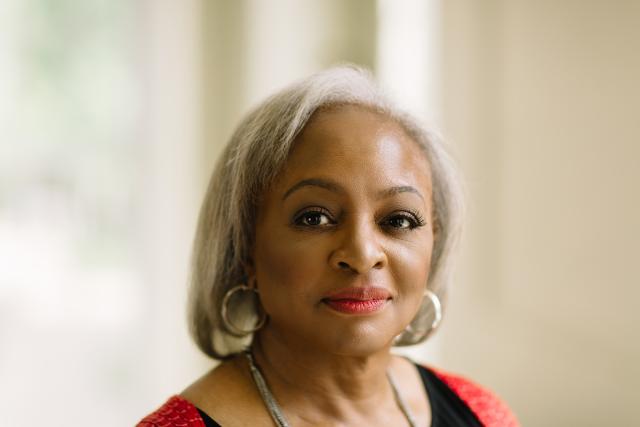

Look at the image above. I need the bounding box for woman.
[138,67,519,427]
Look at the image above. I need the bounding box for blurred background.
[1,0,638,425]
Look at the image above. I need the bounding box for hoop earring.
[221,284,267,337]
[394,289,443,345]
[407,289,442,335]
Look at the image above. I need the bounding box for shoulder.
[427,366,520,427]
[137,395,206,427]
[136,356,284,427]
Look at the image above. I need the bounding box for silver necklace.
[245,351,417,427]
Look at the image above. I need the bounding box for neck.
[250,326,397,424]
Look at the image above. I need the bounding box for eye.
[293,208,334,227]
[382,211,426,230]
[387,216,413,229]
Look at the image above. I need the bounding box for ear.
[242,257,257,289]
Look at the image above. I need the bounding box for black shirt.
[196,363,482,426]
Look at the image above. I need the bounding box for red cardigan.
[138,368,519,427]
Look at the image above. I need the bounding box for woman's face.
[250,105,435,356]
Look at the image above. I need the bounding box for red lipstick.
[322,287,391,315]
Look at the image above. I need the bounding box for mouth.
[322,286,392,315]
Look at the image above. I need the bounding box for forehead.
[275,105,432,194]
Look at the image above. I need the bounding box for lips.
[322,286,392,314]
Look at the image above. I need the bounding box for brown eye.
[387,216,413,229]
[382,210,426,230]
[293,208,334,227]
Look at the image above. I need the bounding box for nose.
[329,218,387,274]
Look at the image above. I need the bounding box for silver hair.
[188,65,465,359]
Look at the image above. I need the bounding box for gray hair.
[188,65,465,359]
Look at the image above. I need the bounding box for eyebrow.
[377,185,424,201]
[282,178,342,200]
[282,178,424,201]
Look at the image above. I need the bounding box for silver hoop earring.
[408,289,442,334]
[221,284,267,337]
[394,289,443,345]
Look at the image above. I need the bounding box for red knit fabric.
[137,395,205,427]
[432,368,520,427]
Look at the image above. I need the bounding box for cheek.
[253,230,328,310]
[389,234,434,299]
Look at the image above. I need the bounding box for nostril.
[338,261,350,270]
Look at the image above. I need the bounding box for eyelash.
[292,207,427,231]
[383,209,427,230]
[292,207,335,228]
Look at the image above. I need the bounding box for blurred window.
[0,1,144,425]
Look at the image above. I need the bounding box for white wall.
[441,1,640,425]
[136,0,211,409]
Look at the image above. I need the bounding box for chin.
[267,313,401,357]
[320,324,396,357]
